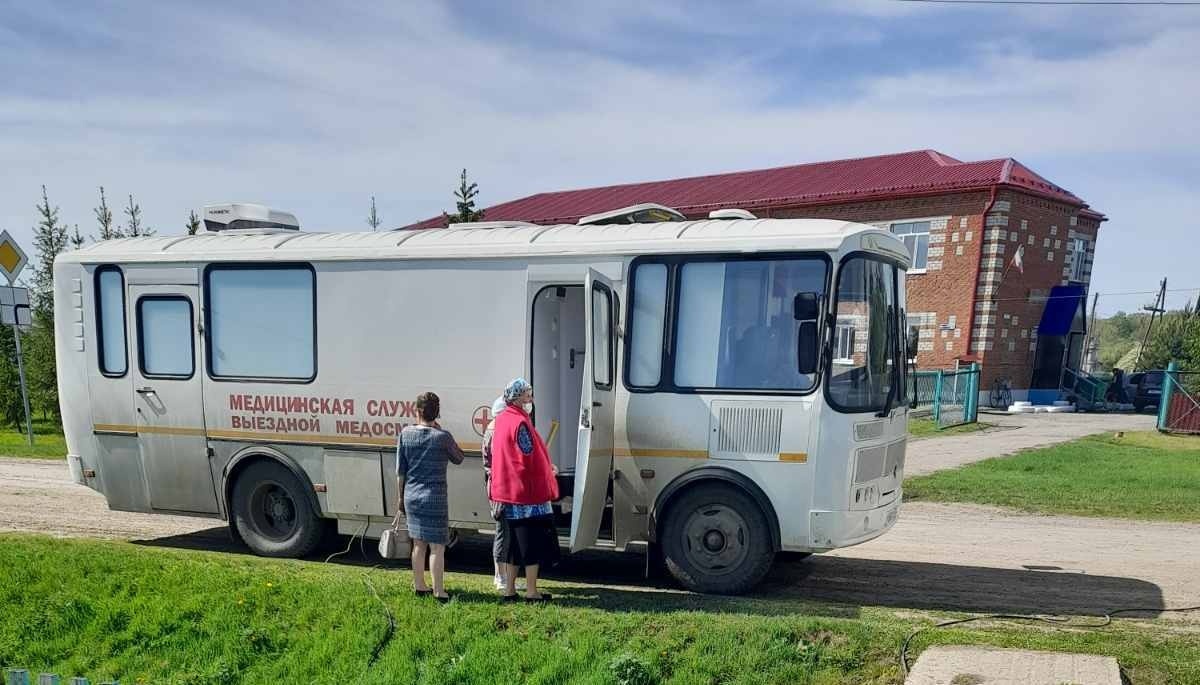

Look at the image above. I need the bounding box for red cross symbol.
[472,406,492,437]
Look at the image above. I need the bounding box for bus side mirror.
[794,292,819,321]
[797,321,819,375]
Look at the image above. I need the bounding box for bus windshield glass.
[828,255,902,412]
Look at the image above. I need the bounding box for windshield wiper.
[875,305,897,418]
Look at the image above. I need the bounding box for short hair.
[416,392,440,422]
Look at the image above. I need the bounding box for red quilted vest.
[487,405,559,505]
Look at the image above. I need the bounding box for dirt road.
[3,449,1197,618]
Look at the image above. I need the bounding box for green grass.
[2,536,1198,684]
[906,431,1200,521]
[0,419,66,459]
[907,417,991,439]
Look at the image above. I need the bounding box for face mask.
[523,402,534,413]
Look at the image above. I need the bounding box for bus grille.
[714,406,783,457]
[854,445,887,483]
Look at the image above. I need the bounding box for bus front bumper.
[808,498,901,550]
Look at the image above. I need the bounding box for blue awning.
[1037,285,1085,336]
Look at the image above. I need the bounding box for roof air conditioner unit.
[577,203,685,226]
[202,203,300,232]
[708,208,757,220]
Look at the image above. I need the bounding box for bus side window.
[95,266,128,376]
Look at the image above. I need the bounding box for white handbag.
[377,511,412,560]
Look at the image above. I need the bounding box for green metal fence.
[911,363,980,429]
[4,669,115,685]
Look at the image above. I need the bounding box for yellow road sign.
[0,231,28,283]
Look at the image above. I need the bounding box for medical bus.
[54,202,911,594]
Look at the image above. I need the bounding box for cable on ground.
[899,604,1200,679]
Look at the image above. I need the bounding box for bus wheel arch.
[653,468,780,594]
[224,448,325,558]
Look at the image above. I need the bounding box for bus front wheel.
[231,460,324,558]
[660,483,774,594]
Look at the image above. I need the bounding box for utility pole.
[1133,277,1167,372]
[1083,291,1100,373]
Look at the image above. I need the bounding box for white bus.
[54,206,911,594]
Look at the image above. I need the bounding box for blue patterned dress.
[396,425,464,544]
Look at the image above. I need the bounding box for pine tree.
[186,210,202,235]
[70,224,86,250]
[442,169,485,225]
[367,196,382,231]
[124,194,155,237]
[94,186,122,240]
[27,186,70,421]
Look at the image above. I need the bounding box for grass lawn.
[2,536,1198,684]
[0,419,67,459]
[905,431,1200,522]
[907,417,991,439]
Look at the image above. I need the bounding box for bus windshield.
[828,255,904,412]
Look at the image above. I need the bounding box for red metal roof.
[405,149,1104,228]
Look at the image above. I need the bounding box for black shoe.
[436,593,452,604]
[500,593,519,603]
[415,589,433,597]
[523,593,552,603]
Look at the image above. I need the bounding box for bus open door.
[569,268,616,552]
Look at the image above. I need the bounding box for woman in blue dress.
[396,392,465,601]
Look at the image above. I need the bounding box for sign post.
[0,230,33,447]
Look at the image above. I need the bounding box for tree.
[1141,302,1200,372]
[366,196,382,231]
[442,169,485,224]
[70,224,85,250]
[124,194,155,237]
[186,210,202,235]
[94,186,122,240]
[27,186,70,421]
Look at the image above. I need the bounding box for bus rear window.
[95,266,127,376]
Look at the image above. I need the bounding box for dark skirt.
[504,514,560,568]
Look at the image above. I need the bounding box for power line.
[893,0,1200,5]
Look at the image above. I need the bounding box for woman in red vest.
[488,378,559,601]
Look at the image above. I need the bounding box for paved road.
[3,412,1197,618]
[905,410,1156,476]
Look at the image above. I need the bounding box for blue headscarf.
[503,378,532,404]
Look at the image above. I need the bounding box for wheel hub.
[682,503,750,576]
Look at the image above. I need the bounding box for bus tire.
[231,460,324,558]
[660,483,774,595]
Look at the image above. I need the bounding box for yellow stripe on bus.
[778,452,808,463]
[92,424,481,452]
[613,448,708,459]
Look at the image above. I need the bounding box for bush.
[609,653,656,685]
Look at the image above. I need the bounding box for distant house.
[407,149,1105,401]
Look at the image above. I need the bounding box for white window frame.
[833,316,859,366]
[1070,237,1088,282]
[887,217,945,275]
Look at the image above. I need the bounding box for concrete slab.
[906,646,1121,685]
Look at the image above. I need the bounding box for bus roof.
[56,218,907,266]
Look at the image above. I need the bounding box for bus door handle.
[136,386,157,395]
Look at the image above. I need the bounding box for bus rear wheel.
[232,460,324,558]
[660,483,774,595]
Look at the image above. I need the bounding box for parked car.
[1129,370,1165,412]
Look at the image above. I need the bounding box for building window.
[628,263,667,387]
[137,296,194,379]
[834,319,858,364]
[890,221,930,270]
[1070,238,1088,281]
[206,265,316,380]
[95,266,127,377]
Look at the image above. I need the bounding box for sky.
[1,0,1197,315]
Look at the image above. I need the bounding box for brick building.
[408,150,1105,398]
